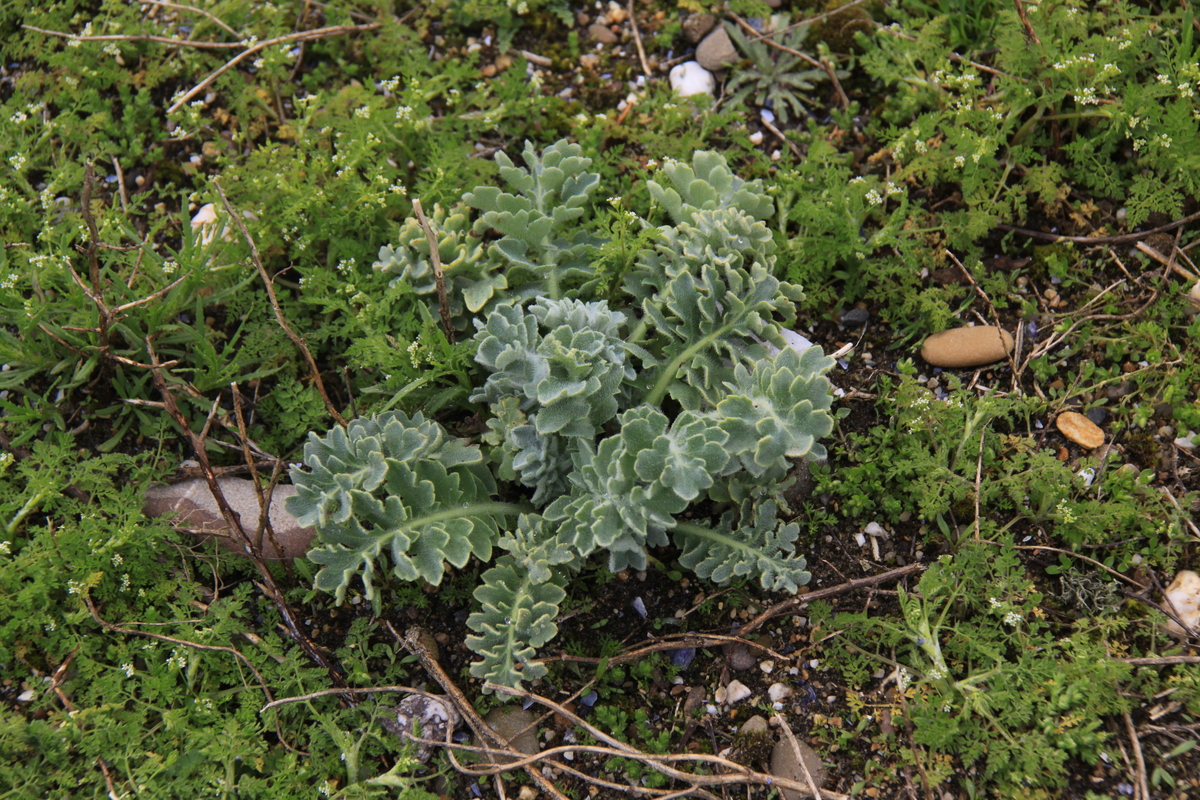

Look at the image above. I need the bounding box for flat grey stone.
[143,477,313,560]
[770,736,828,799]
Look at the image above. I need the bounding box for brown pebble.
[588,22,618,44]
[480,64,497,78]
[1057,447,1069,461]
[1056,411,1105,449]
[919,326,1014,368]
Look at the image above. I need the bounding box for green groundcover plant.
[288,141,837,691]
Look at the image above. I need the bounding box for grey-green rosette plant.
[292,142,836,692]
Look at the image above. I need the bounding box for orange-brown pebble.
[1056,411,1105,449]
[919,326,1014,368]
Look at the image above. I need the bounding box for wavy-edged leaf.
[674,500,811,593]
[467,555,567,692]
[287,412,513,606]
[717,346,836,478]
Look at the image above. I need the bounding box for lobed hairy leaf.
[648,150,776,226]
[287,412,512,605]
[466,555,567,690]
[675,499,811,593]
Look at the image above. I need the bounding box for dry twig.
[213,181,346,426]
[411,198,455,344]
[1123,711,1150,800]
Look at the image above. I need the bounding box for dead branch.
[996,207,1200,245]
[411,199,455,344]
[740,562,924,636]
[144,339,346,687]
[168,23,380,114]
[213,182,347,426]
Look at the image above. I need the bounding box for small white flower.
[865,189,883,206]
[1004,611,1022,627]
[849,176,865,184]
[354,106,371,119]
[1157,73,1172,85]
[989,597,1002,609]
[0,541,10,554]
[121,663,135,677]
[954,155,966,168]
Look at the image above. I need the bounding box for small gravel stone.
[1164,570,1200,636]
[1056,411,1105,449]
[695,26,738,71]
[682,13,716,43]
[587,23,617,44]
[1085,407,1108,425]
[669,61,714,97]
[840,307,870,325]
[728,643,756,670]
[474,708,539,763]
[1107,380,1136,400]
[740,714,769,735]
[919,326,1014,368]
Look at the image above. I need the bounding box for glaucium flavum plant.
[288,140,835,692]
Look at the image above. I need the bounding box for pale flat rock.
[740,714,769,735]
[770,736,828,799]
[380,694,461,762]
[716,679,752,704]
[920,325,1013,368]
[1164,570,1200,636]
[474,707,540,764]
[1056,411,1105,449]
[142,477,313,560]
[695,26,738,71]
[587,22,617,44]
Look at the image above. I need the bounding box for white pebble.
[668,61,714,97]
[723,680,752,704]
[768,683,792,703]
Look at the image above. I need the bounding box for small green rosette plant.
[290,141,836,691]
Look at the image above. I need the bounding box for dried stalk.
[144,339,345,687]
[213,181,346,426]
[411,199,455,344]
